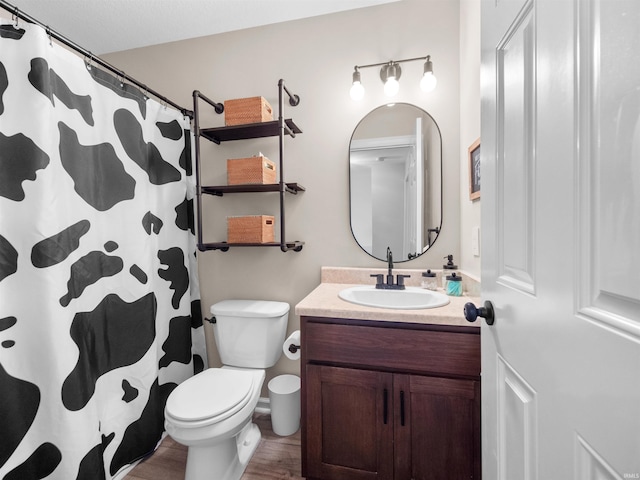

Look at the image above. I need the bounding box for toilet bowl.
[165,367,265,480]
[163,299,289,480]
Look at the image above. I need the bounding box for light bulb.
[420,72,437,92]
[350,81,365,101]
[350,68,365,101]
[384,76,399,97]
[421,56,437,92]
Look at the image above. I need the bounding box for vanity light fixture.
[349,55,437,100]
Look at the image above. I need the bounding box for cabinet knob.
[464,301,495,326]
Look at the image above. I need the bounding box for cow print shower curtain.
[0,17,206,480]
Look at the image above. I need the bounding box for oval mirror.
[349,103,442,262]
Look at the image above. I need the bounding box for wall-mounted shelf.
[201,119,302,144]
[192,80,304,252]
[199,241,304,252]
[201,183,305,196]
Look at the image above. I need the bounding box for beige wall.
[105,0,468,389]
[459,0,482,279]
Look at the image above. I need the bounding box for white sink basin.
[338,286,450,310]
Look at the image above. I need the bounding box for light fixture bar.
[353,55,431,71]
[350,55,436,100]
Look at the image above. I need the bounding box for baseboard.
[254,396,271,414]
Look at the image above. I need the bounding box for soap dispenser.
[421,270,438,290]
[442,254,458,288]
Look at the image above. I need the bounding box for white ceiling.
[5,0,399,54]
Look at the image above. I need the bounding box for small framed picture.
[468,138,481,201]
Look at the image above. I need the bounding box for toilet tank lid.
[210,299,290,317]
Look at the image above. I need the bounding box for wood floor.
[124,413,303,480]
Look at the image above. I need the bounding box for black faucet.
[370,247,410,290]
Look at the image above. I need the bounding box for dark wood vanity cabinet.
[301,316,481,480]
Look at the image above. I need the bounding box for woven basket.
[224,96,273,126]
[227,215,275,243]
[227,156,277,185]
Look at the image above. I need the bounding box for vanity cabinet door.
[394,374,481,480]
[306,364,393,480]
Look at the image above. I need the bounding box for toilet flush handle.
[204,316,217,324]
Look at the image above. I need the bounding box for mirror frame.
[348,103,443,262]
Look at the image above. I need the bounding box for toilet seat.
[165,368,255,426]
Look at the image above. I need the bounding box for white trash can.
[268,374,301,436]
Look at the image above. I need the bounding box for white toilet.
[164,299,289,480]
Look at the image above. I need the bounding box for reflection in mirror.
[349,103,442,262]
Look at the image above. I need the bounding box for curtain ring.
[13,7,19,27]
[86,53,93,71]
[46,26,53,47]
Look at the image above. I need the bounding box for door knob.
[464,301,495,326]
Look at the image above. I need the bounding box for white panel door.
[480,0,640,479]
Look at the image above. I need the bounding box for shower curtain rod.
[0,0,193,118]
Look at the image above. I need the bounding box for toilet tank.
[210,300,289,368]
